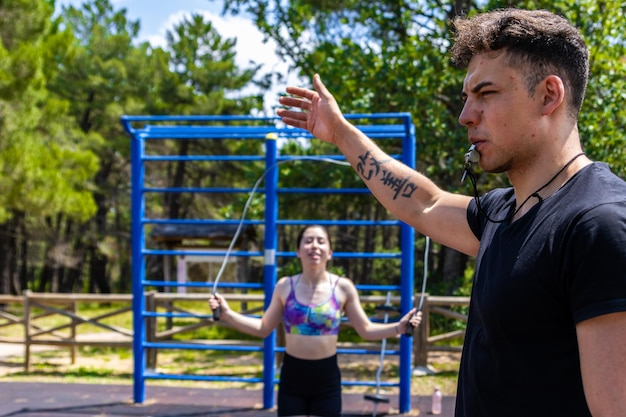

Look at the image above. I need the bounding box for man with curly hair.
[278,8,626,417]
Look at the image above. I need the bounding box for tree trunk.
[0,218,17,295]
[88,160,113,293]
[19,227,28,292]
[60,219,88,293]
[441,245,468,294]
[89,246,111,293]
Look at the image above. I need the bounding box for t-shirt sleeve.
[467,188,513,240]
[567,202,626,323]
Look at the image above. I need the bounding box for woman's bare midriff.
[285,334,338,360]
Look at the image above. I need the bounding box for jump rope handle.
[211,293,221,321]
[404,321,414,336]
[404,309,420,336]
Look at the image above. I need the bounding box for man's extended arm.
[278,74,478,256]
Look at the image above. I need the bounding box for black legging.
[277,352,342,417]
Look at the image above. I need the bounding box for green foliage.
[0,0,275,294]
[1,0,622,297]
[0,0,98,225]
[158,13,264,115]
[220,0,626,296]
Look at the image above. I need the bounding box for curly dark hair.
[450,8,589,117]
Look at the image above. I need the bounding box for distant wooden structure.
[0,291,468,372]
[150,224,257,292]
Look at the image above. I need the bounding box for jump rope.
[210,155,350,319]
[208,152,430,328]
[205,144,436,415]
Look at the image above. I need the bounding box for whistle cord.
[467,152,586,224]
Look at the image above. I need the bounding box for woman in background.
[209,224,422,417]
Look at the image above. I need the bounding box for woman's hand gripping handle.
[209,293,222,321]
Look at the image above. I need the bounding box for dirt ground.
[0,343,461,396]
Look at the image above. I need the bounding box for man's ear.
[541,75,565,116]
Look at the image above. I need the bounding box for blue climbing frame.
[121,114,417,413]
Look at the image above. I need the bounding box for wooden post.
[412,293,429,368]
[23,290,31,372]
[70,300,77,364]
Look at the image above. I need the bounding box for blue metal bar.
[141,341,401,356]
[121,114,411,139]
[277,188,370,194]
[143,312,214,319]
[144,373,264,383]
[276,219,401,226]
[342,380,399,388]
[141,187,372,194]
[336,348,401,355]
[122,112,410,123]
[141,219,261,225]
[143,187,259,193]
[142,281,263,289]
[143,155,265,162]
[130,131,146,403]
[142,249,263,257]
[275,251,401,259]
[399,114,417,414]
[142,218,397,226]
[354,284,401,291]
[263,135,279,409]
[144,342,263,351]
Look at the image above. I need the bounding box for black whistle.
[461,144,480,183]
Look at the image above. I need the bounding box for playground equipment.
[121,113,417,412]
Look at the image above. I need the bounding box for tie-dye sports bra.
[283,274,342,336]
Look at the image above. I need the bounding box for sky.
[55,0,301,113]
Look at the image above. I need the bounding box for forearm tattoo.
[356,150,418,200]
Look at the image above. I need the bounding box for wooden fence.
[0,291,469,371]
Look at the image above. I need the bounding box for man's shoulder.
[570,162,626,204]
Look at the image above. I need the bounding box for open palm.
[277,74,345,145]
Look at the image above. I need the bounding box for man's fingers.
[279,95,303,107]
[312,73,330,97]
[284,85,316,100]
[280,117,307,130]
[280,94,315,110]
[276,110,307,129]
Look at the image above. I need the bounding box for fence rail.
[0,292,469,371]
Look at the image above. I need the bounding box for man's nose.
[458,101,478,127]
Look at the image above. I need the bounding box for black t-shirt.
[456,163,626,417]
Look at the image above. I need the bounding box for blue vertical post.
[263,134,279,409]
[399,116,416,413]
[131,133,147,403]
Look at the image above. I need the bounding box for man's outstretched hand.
[277,74,346,145]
